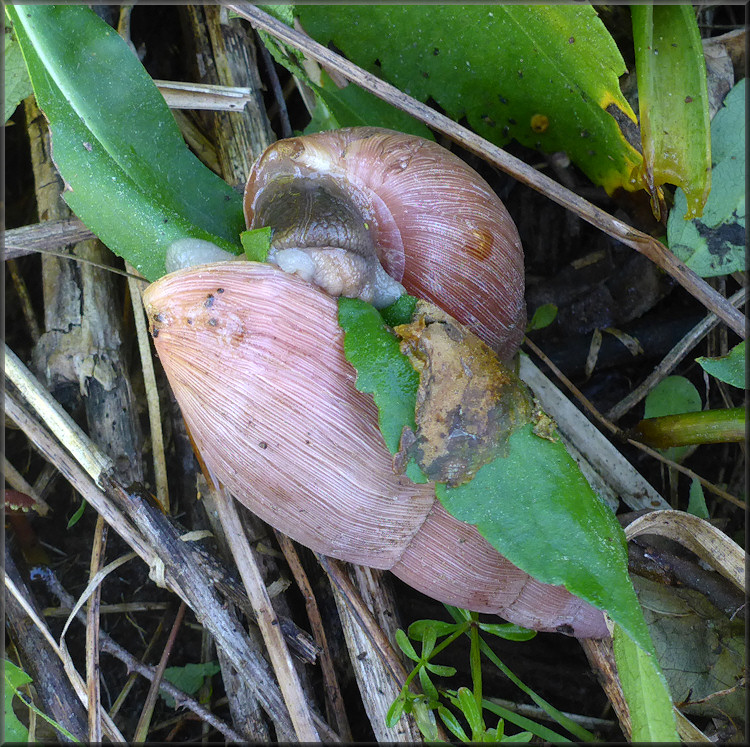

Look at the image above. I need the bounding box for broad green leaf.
[8,4,243,281]
[4,24,33,123]
[298,4,643,194]
[437,424,652,654]
[643,375,702,462]
[161,661,221,709]
[4,659,31,743]
[631,5,711,219]
[613,623,679,742]
[667,79,745,276]
[696,340,745,388]
[526,304,557,332]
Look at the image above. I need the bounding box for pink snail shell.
[144,128,607,637]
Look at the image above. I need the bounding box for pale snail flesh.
[150,128,608,638]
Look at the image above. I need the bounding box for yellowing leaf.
[299,4,643,194]
[631,5,711,219]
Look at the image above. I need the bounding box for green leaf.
[67,499,86,529]
[438,705,470,742]
[337,297,422,460]
[240,227,272,263]
[3,659,80,742]
[613,623,679,742]
[385,692,407,728]
[687,479,709,520]
[407,619,462,640]
[438,424,652,654]
[161,661,221,709]
[667,79,745,276]
[424,663,457,678]
[644,376,702,419]
[526,304,558,332]
[418,666,439,703]
[696,341,745,388]
[456,686,484,736]
[412,699,439,741]
[395,628,420,662]
[4,24,33,123]
[298,4,643,194]
[305,70,433,139]
[631,5,711,219]
[643,375,702,462]
[476,623,536,642]
[419,625,437,658]
[477,696,570,743]
[466,632,593,742]
[4,659,31,743]
[7,4,243,282]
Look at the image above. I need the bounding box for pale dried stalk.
[214,487,320,741]
[274,531,353,741]
[85,515,107,742]
[126,263,170,511]
[318,556,425,742]
[624,510,745,590]
[154,79,259,111]
[523,337,745,509]
[133,602,187,742]
[228,2,745,339]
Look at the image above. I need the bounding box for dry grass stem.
[274,531,353,741]
[133,602,188,742]
[85,515,108,742]
[126,262,170,511]
[213,487,321,741]
[523,337,745,509]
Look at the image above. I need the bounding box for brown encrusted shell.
[143,262,607,637]
[244,127,526,360]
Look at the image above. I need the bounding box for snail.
[144,128,607,638]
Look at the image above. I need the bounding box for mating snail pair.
[144,127,607,638]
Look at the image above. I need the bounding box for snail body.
[245,127,526,357]
[147,128,607,637]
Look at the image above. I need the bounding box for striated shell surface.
[144,262,607,637]
[244,127,526,359]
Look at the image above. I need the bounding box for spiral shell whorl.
[244,127,526,359]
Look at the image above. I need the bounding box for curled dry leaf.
[625,510,744,591]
